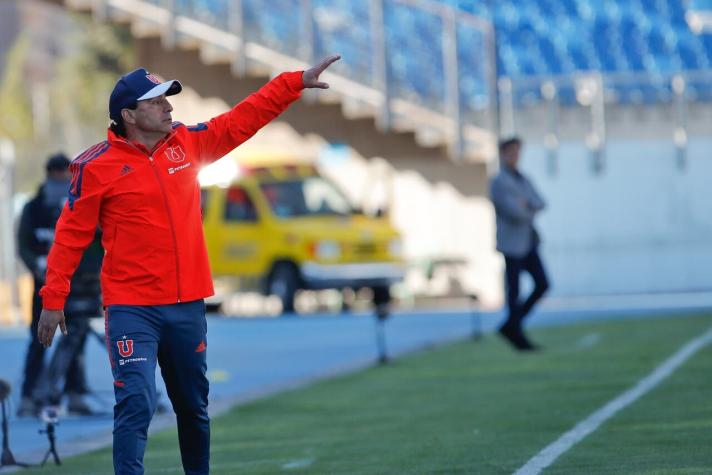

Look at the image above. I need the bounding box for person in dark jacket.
[490,137,550,350]
[16,153,103,417]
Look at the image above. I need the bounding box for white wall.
[318,153,502,308]
[521,138,712,296]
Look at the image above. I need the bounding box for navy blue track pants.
[503,247,550,330]
[105,300,209,475]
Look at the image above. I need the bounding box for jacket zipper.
[120,137,182,303]
[148,155,182,303]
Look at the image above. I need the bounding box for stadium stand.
[476,0,712,105]
[447,0,711,105]
[55,0,712,161]
[103,0,495,160]
[144,0,711,108]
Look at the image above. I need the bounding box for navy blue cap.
[109,68,182,121]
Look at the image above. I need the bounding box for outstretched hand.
[37,308,67,348]
[302,55,341,89]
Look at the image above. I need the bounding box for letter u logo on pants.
[117,339,134,357]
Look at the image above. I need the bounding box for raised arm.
[190,55,341,164]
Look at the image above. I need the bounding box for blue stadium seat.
[166,0,712,108]
[478,0,712,105]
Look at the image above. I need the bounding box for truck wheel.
[371,285,391,306]
[205,302,222,313]
[269,264,299,313]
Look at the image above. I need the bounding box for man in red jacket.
[37,55,340,475]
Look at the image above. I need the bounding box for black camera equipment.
[39,407,61,466]
[0,379,29,469]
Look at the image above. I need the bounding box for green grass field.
[23,313,712,474]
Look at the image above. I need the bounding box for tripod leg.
[1,401,17,466]
[47,426,61,465]
[469,295,481,340]
[40,449,50,466]
[374,317,389,364]
[1,401,10,453]
[0,401,30,468]
[52,447,61,465]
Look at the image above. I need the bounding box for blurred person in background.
[16,153,102,417]
[32,229,103,416]
[36,55,340,475]
[490,137,550,351]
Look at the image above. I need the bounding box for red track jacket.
[40,71,303,310]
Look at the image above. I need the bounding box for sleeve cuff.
[284,71,305,92]
[40,288,66,311]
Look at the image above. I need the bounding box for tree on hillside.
[0,6,133,193]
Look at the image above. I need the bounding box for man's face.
[501,143,521,169]
[125,94,174,135]
[48,169,71,182]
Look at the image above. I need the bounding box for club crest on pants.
[117,338,134,357]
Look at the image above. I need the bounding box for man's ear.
[121,108,136,125]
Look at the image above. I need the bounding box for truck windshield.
[260,177,352,218]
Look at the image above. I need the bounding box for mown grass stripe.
[515,325,712,475]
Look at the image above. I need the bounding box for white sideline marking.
[515,326,712,475]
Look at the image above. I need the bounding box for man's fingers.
[310,55,341,78]
[303,55,339,88]
[317,54,340,73]
[38,324,50,347]
[37,310,64,347]
[43,327,55,348]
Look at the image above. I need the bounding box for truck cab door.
[212,186,266,286]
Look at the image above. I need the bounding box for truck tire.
[205,301,222,313]
[268,263,299,313]
[371,285,391,306]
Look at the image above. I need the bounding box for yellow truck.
[199,156,404,313]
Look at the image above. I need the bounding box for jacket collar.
[107,127,176,156]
